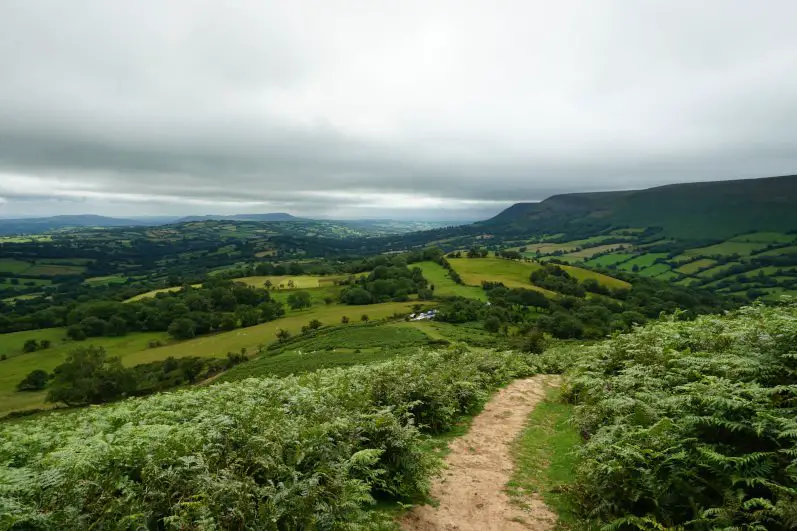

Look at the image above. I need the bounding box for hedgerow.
[563,300,797,529]
[0,347,541,529]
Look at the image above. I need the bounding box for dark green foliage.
[46,346,135,406]
[0,349,544,529]
[530,264,585,297]
[287,290,312,309]
[16,369,49,391]
[340,264,428,304]
[167,317,196,340]
[564,302,797,529]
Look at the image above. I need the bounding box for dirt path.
[402,375,561,531]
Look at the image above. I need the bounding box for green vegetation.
[562,301,797,529]
[413,261,487,300]
[0,348,544,528]
[508,385,580,526]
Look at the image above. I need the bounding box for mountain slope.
[483,175,797,240]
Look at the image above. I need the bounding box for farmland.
[413,261,487,300]
[0,301,418,415]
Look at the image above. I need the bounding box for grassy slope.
[0,301,418,415]
[414,261,487,300]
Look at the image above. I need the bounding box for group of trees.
[17,345,250,405]
[340,264,431,305]
[529,264,587,297]
[61,279,286,342]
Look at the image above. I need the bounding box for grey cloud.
[1,0,797,219]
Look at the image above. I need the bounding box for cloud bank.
[1,1,796,219]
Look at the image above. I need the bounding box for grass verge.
[507,385,580,529]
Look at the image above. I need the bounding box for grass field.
[448,258,553,294]
[0,301,418,415]
[675,258,717,275]
[681,241,769,258]
[560,265,631,290]
[414,261,487,300]
[696,262,743,279]
[0,329,171,414]
[219,324,432,382]
[729,232,795,243]
[753,245,797,257]
[584,253,635,267]
[563,244,629,260]
[638,263,672,277]
[0,259,32,274]
[125,275,349,302]
[84,275,129,285]
[0,259,84,276]
[617,253,668,271]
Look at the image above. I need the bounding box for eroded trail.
[402,375,561,531]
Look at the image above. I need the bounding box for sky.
[1,1,796,221]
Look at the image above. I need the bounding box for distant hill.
[481,175,797,240]
[0,215,151,236]
[177,213,302,223]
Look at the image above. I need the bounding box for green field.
[414,261,487,300]
[0,301,418,415]
[638,263,672,277]
[560,265,631,290]
[681,241,769,258]
[448,258,552,294]
[125,275,349,302]
[697,261,743,278]
[84,275,129,285]
[0,329,171,414]
[563,243,630,260]
[447,257,629,294]
[0,258,84,276]
[584,253,635,267]
[674,258,717,275]
[729,232,795,243]
[0,259,32,274]
[617,253,668,271]
[219,324,433,382]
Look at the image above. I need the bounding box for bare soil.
[401,375,561,531]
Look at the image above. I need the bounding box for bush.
[167,317,197,340]
[16,369,49,391]
[564,302,797,529]
[0,349,543,528]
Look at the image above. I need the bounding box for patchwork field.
[0,258,85,276]
[674,258,717,275]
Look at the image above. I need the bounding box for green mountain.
[482,175,797,240]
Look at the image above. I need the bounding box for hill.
[176,213,302,222]
[482,174,797,240]
[0,215,151,235]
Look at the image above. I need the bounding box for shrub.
[16,369,49,391]
[0,349,542,528]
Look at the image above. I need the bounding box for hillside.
[483,174,797,240]
[0,215,150,235]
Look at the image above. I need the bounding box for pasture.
[447,257,551,294]
[674,258,717,275]
[681,241,769,258]
[0,258,84,276]
[617,253,668,271]
[562,243,629,260]
[560,265,631,290]
[584,253,635,267]
[0,301,420,415]
[697,261,743,278]
[729,232,795,243]
[413,261,488,300]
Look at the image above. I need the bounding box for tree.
[168,318,197,340]
[39,339,51,349]
[106,315,128,336]
[483,316,502,333]
[47,346,134,406]
[341,316,350,324]
[17,369,49,391]
[23,339,39,353]
[180,357,204,383]
[264,279,273,290]
[361,314,369,322]
[287,291,312,310]
[67,324,87,341]
[276,328,291,342]
[308,319,322,330]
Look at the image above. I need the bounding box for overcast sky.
[1,1,796,220]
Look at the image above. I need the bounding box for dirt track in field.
[401,375,560,531]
